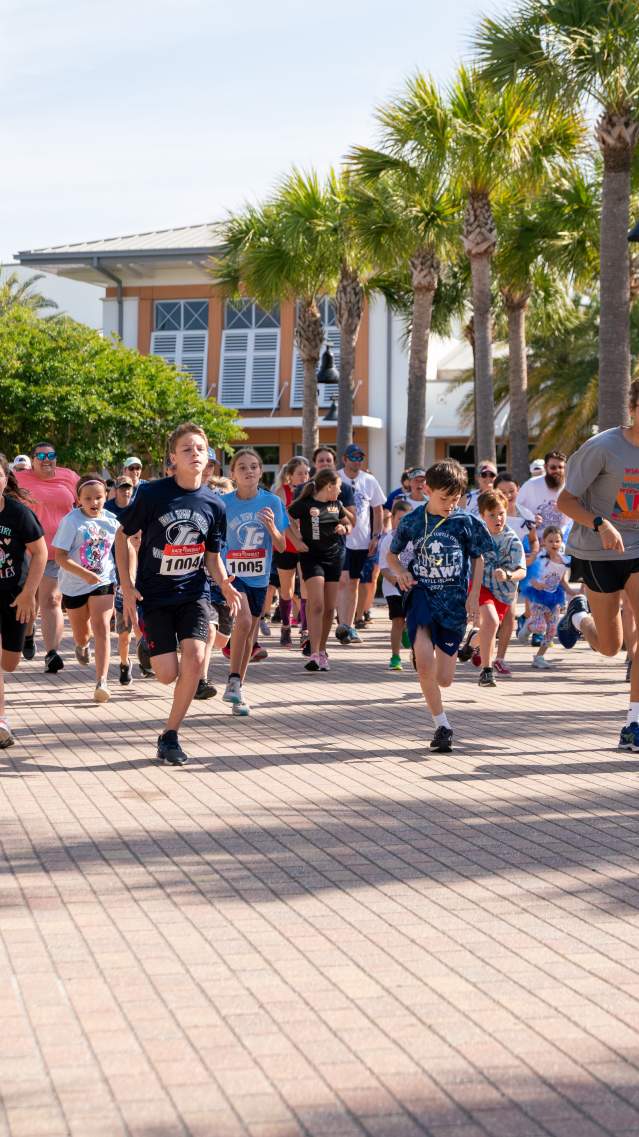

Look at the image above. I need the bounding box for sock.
[160,729,178,743]
[433,712,450,730]
[300,599,307,631]
[572,610,588,631]
[627,703,639,726]
[229,672,241,680]
[280,598,292,627]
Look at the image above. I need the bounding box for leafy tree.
[0,271,58,316]
[0,307,240,469]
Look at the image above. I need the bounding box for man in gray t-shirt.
[563,427,639,561]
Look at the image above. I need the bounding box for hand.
[535,514,543,527]
[257,507,276,533]
[367,536,379,555]
[220,576,243,616]
[335,524,347,535]
[297,542,309,553]
[494,568,507,583]
[122,585,143,631]
[10,588,37,624]
[599,519,625,553]
[466,592,480,624]
[395,570,414,592]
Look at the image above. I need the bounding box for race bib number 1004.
[160,542,205,576]
[226,548,266,577]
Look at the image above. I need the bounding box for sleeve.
[378,532,392,571]
[467,515,494,559]
[337,502,347,521]
[390,515,411,554]
[564,437,607,498]
[369,477,386,510]
[286,498,303,521]
[274,494,289,531]
[20,506,44,544]
[119,486,149,536]
[51,512,77,552]
[205,501,226,553]
[340,483,355,508]
[509,534,526,571]
[515,481,534,514]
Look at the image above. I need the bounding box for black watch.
[593,516,604,532]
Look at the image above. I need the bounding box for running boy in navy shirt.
[386,459,492,752]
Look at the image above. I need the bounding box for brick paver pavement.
[2,613,639,1137]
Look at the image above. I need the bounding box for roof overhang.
[16,247,222,286]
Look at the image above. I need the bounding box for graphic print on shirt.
[611,467,639,524]
[156,509,208,575]
[77,521,113,574]
[225,512,267,578]
[412,532,464,586]
[0,529,15,580]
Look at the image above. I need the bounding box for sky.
[2,0,511,261]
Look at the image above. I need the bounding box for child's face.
[171,433,208,478]
[482,506,507,535]
[290,465,308,486]
[497,481,517,507]
[425,485,461,516]
[323,479,340,501]
[543,531,563,556]
[392,508,411,528]
[78,484,106,517]
[232,455,262,489]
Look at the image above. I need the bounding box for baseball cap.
[344,444,365,461]
[12,454,31,469]
[115,476,133,489]
[529,459,545,474]
[123,456,142,469]
[407,466,426,479]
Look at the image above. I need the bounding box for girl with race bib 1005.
[222,449,301,716]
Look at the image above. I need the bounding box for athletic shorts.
[275,551,299,572]
[234,579,268,617]
[0,590,27,654]
[359,552,379,584]
[62,583,115,610]
[211,598,233,638]
[43,558,59,581]
[143,597,212,657]
[404,587,464,657]
[344,547,368,580]
[298,552,344,583]
[569,555,639,594]
[386,594,404,621]
[478,585,510,622]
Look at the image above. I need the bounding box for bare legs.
[151,638,206,732]
[413,627,456,717]
[66,593,114,684]
[38,575,64,653]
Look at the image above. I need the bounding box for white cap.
[123,456,142,469]
[12,454,32,469]
[529,459,545,475]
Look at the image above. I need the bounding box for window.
[447,443,508,481]
[219,302,281,408]
[224,444,280,488]
[150,300,209,392]
[291,298,339,407]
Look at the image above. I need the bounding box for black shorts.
[275,551,299,572]
[298,552,344,583]
[234,579,268,617]
[386,594,404,620]
[0,590,27,654]
[211,598,233,638]
[569,556,639,594]
[143,597,212,657]
[62,583,115,610]
[344,547,368,580]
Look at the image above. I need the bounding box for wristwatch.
[593,516,604,532]
[505,569,512,582]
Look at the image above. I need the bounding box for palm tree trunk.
[302,357,319,456]
[469,251,496,463]
[335,264,364,460]
[404,248,439,468]
[503,290,530,484]
[296,301,324,458]
[598,146,632,429]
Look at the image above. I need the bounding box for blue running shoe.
[619,721,639,751]
[557,595,589,650]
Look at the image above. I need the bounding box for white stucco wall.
[102,297,139,348]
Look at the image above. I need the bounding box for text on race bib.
[226,548,266,576]
[160,542,205,576]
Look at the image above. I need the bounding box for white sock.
[572,611,588,630]
[627,703,639,726]
[433,712,450,730]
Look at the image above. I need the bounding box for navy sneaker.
[557,595,589,650]
[619,722,639,751]
[157,732,188,766]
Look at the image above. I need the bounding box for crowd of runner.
[2,384,639,764]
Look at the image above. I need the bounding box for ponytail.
[298,468,339,501]
[297,478,318,502]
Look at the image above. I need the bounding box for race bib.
[160,542,205,576]
[226,548,266,577]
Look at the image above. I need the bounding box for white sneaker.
[75,642,91,665]
[93,680,110,702]
[223,676,242,704]
[516,624,530,643]
[232,697,250,716]
[532,656,553,670]
[0,718,15,748]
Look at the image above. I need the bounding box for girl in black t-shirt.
[287,469,351,672]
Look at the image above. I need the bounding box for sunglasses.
[127,465,142,471]
[35,450,56,461]
[479,469,497,478]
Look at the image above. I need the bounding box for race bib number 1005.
[226,548,266,577]
[160,542,205,576]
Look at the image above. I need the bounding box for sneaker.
[363,610,372,623]
[157,732,188,765]
[531,633,543,647]
[251,643,268,662]
[458,626,478,663]
[389,654,403,671]
[119,661,133,686]
[259,617,271,637]
[493,659,512,677]
[232,697,250,716]
[137,638,152,672]
[301,637,312,657]
[346,627,362,644]
[0,718,15,749]
[430,725,453,753]
[223,676,242,704]
[93,681,110,703]
[75,642,91,666]
[22,634,35,661]
[557,594,589,650]
[319,652,330,671]
[335,624,350,644]
[354,618,367,630]
[471,650,481,668]
[222,643,231,660]
[44,649,64,674]
[619,721,639,751]
[532,655,553,670]
[401,628,411,650]
[478,667,497,687]
[280,625,292,648]
[305,653,321,672]
[194,678,217,700]
[516,619,531,644]
[627,659,633,683]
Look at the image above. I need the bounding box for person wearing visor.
[12,455,31,472]
[464,460,498,517]
[14,442,79,671]
[336,444,385,644]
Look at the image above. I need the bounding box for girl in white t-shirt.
[378,499,413,670]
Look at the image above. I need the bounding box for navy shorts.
[234,578,268,617]
[143,597,212,657]
[359,551,379,584]
[344,547,368,580]
[404,587,464,657]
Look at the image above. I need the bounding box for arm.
[114,527,142,627]
[466,556,484,622]
[10,536,47,623]
[205,551,242,615]
[284,521,308,552]
[385,549,414,591]
[494,564,526,584]
[557,488,624,552]
[368,504,384,554]
[53,546,102,588]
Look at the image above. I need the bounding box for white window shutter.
[180,332,208,393]
[249,330,279,407]
[291,328,340,407]
[220,330,249,406]
[150,331,179,364]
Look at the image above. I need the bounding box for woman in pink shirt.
[15,441,78,672]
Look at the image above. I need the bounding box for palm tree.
[347,76,459,467]
[446,65,585,463]
[475,0,639,430]
[213,172,339,455]
[0,271,58,316]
